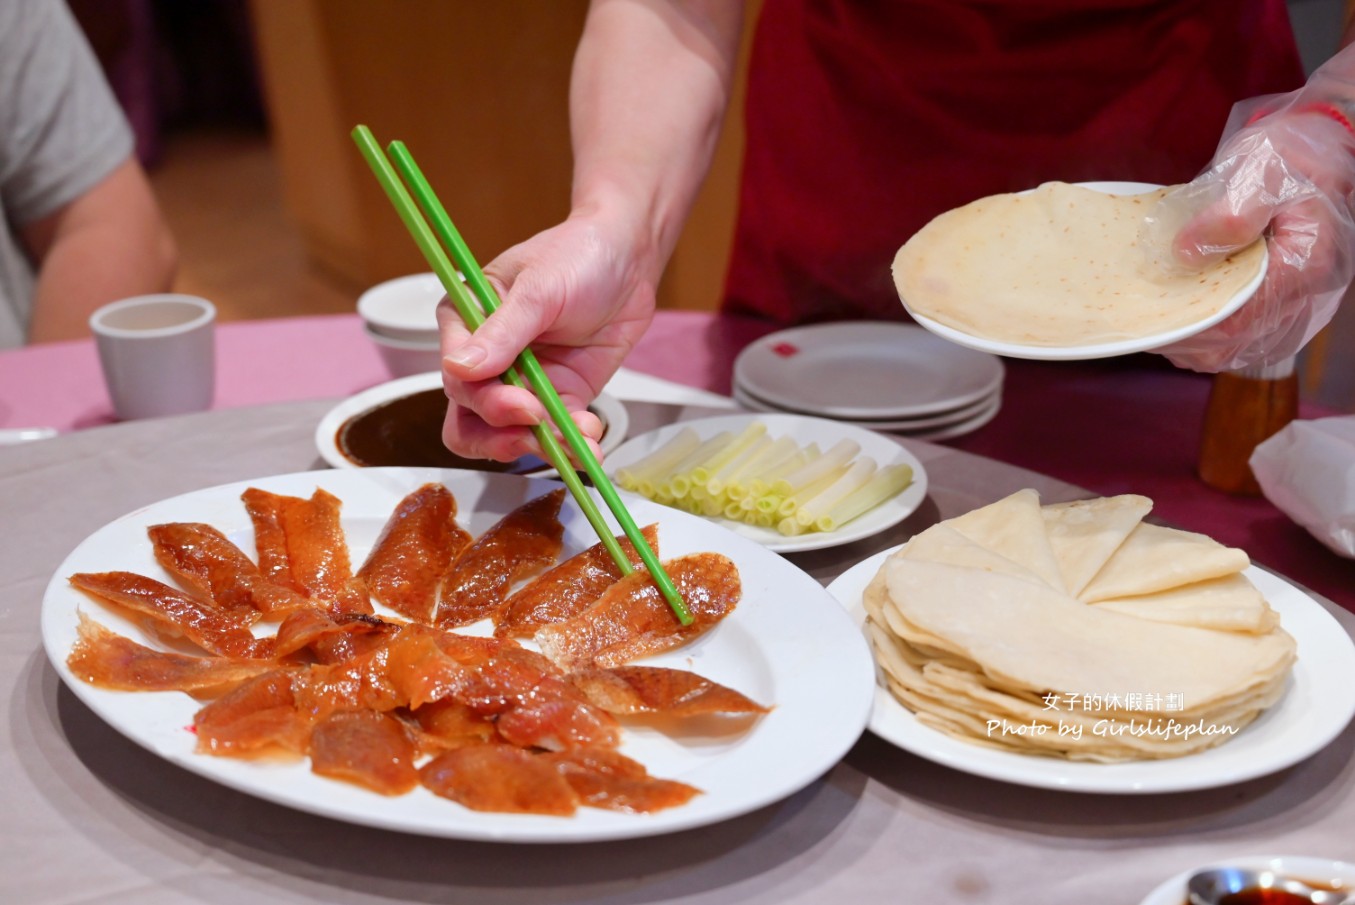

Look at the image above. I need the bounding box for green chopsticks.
[350,124,692,625]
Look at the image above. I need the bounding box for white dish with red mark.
[733,322,1004,421]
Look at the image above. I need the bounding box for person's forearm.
[568,0,745,272]
[23,158,177,343]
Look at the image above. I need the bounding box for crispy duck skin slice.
[494,524,660,639]
[272,609,401,663]
[492,682,622,751]
[241,487,300,592]
[533,553,741,671]
[148,522,312,620]
[242,487,372,614]
[69,571,274,660]
[436,489,566,628]
[404,699,497,755]
[194,668,310,756]
[542,748,701,813]
[566,665,770,717]
[357,483,471,623]
[419,743,578,816]
[66,613,274,697]
[309,709,419,795]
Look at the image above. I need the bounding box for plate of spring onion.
[604,413,928,553]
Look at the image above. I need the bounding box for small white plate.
[1139,855,1355,905]
[314,372,629,475]
[732,383,1001,435]
[604,413,929,554]
[733,322,1005,420]
[902,181,1268,362]
[827,547,1355,794]
[903,394,1002,441]
[42,467,876,843]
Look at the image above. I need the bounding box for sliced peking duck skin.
[66,613,275,697]
[149,522,312,620]
[242,487,371,614]
[309,709,419,795]
[494,524,660,639]
[357,483,472,622]
[566,665,770,717]
[435,489,565,628]
[534,553,741,671]
[69,571,274,660]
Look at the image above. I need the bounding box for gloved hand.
[437,210,659,461]
[1145,48,1355,372]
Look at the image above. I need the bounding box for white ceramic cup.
[89,294,216,421]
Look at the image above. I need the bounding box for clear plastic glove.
[437,210,659,461]
[1144,50,1355,372]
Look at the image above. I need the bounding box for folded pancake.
[943,488,1066,591]
[1040,495,1152,596]
[892,182,1266,347]
[1078,521,1250,602]
[1090,573,1278,634]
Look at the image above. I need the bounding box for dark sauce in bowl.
[336,387,604,474]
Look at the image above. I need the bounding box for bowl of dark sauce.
[316,373,629,474]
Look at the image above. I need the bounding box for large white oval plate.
[604,413,929,554]
[827,546,1355,794]
[900,181,1268,361]
[42,467,875,842]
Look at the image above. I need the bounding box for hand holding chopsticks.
[350,125,691,625]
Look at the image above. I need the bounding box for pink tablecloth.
[4,309,1352,610]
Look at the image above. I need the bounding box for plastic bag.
[1250,416,1355,557]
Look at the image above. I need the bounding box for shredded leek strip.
[749,446,816,497]
[776,465,851,517]
[663,431,734,497]
[815,463,915,531]
[771,438,860,497]
[707,434,772,496]
[691,422,766,486]
[777,516,808,536]
[726,436,798,500]
[795,457,878,527]
[616,427,701,493]
[755,493,783,514]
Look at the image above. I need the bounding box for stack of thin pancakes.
[863,490,1297,762]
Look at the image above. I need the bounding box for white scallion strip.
[772,438,860,498]
[614,427,700,490]
[690,422,766,486]
[795,456,877,526]
[706,434,773,496]
[663,431,734,497]
[726,436,799,500]
[815,463,915,531]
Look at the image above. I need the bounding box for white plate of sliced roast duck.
[42,467,874,843]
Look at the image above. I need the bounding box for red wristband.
[1249,101,1355,135]
[1294,102,1355,136]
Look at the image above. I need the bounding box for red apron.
[721,0,1306,324]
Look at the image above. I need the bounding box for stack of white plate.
[732,321,1004,440]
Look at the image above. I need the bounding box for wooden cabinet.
[248,0,755,312]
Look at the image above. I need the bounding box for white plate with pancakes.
[894,181,1267,361]
[826,493,1355,794]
